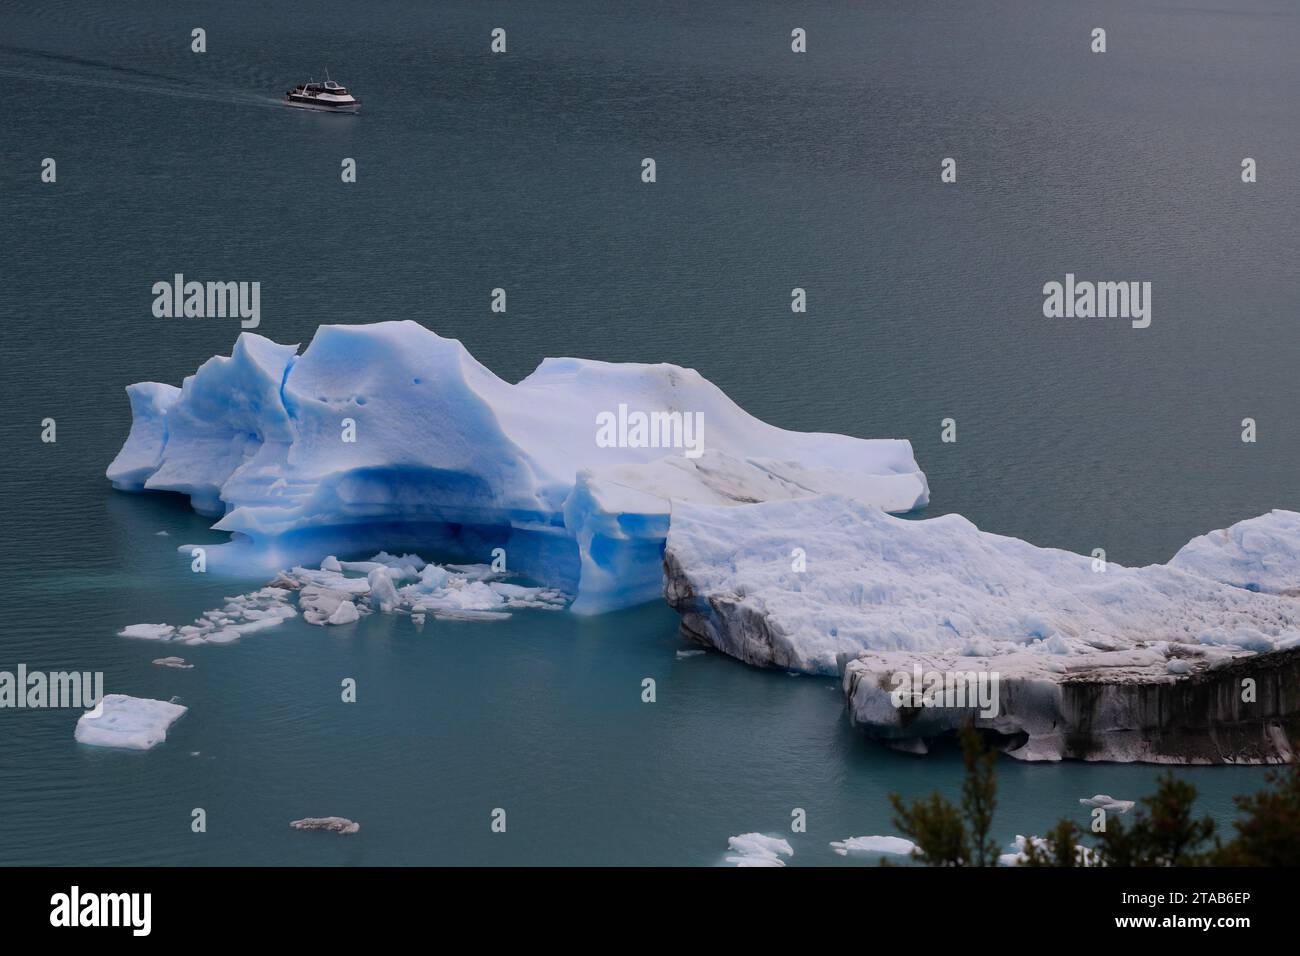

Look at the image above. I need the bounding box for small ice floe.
[1079,794,1135,814]
[270,554,564,625]
[724,833,793,867]
[155,531,170,537]
[116,553,570,647]
[74,694,187,751]
[290,816,360,835]
[118,587,297,647]
[830,835,916,858]
[120,623,176,641]
[999,834,1097,866]
[999,834,1047,866]
[676,649,706,659]
[151,657,193,670]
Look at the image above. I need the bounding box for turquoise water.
[1,0,1295,864]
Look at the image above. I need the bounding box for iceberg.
[663,498,1300,762]
[74,694,187,751]
[830,835,917,857]
[1079,794,1134,814]
[724,833,793,867]
[107,321,928,614]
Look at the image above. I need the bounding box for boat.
[285,71,360,112]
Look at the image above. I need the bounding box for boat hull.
[284,96,360,113]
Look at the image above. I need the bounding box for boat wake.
[0,63,283,109]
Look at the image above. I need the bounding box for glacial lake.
[1,0,1295,864]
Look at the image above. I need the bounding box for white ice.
[999,834,1097,866]
[107,321,927,614]
[1169,509,1300,595]
[120,587,297,647]
[117,551,569,643]
[724,833,794,867]
[665,497,1300,675]
[74,694,187,751]
[1080,795,1134,814]
[830,835,917,857]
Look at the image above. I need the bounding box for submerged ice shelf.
[108,321,927,614]
[664,498,1300,762]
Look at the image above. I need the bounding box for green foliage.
[889,723,994,866]
[1020,819,1084,867]
[888,789,968,866]
[1092,774,1217,866]
[960,723,999,867]
[1214,762,1300,866]
[886,726,1300,867]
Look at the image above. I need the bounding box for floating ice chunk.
[664,496,1300,675]
[998,835,1046,867]
[447,580,504,611]
[367,567,401,611]
[119,586,296,644]
[119,623,176,641]
[120,556,569,641]
[320,555,341,572]
[75,694,187,750]
[830,835,916,857]
[152,657,193,670]
[999,834,1096,866]
[328,601,360,625]
[108,321,928,613]
[289,816,360,835]
[1080,794,1134,814]
[724,833,793,867]
[418,564,450,590]
[676,649,706,659]
[665,496,1300,762]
